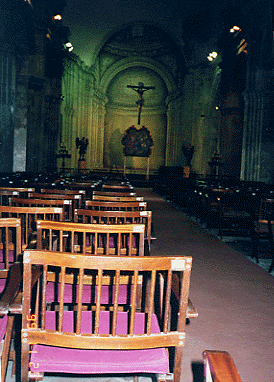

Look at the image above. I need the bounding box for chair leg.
[269,259,274,273]
[251,232,259,263]
[1,315,14,382]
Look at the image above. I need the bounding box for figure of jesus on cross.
[127,82,155,125]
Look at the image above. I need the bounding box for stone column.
[0,54,16,172]
[241,91,263,181]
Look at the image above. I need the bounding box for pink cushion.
[30,311,169,375]
[0,315,8,342]
[0,278,7,293]
[46,282,130,304]
[0,249,16,263]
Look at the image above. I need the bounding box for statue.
[76,137,89,161]
[127,82,155,125]
[182,144,195,166]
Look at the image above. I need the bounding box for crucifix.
[127,82,155,125]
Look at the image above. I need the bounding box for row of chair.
[186,183,274,272]
[0,176,242,381]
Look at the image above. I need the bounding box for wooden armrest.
[203,350,242,382]
[0,262,22,315]
[187,298,198,318]
[27,233,37,249]
[0,264,42,315]
[172,273,198,318]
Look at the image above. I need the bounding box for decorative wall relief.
[122,125,153,157]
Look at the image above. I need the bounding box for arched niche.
[103,66,168,172]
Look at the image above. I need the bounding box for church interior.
[0,1,274,382]
[1,0,274,182]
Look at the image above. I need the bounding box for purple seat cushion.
[0,249,16,263]
[0,315,8,342]
[46,282,130,304]
[30,311,169,375]
[0,278,7,293]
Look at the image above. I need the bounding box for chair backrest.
[0,187,35,206]
[92,194,144,202]
[36,220,145,256]
[74,209,152,249]
[0,206,64,250]
[10,197,74,221]
[21,250,192,381]
[40,188,85,196]
[92,191,136,197]
[203,350,242,382]
[0,218,22,277]
[257,197,274,224]
[85,200,147,211]
[101,183,134,191]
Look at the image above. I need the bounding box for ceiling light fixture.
[53,14,62,21]
[207,51,218,61]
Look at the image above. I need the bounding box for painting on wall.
[121,125,153,157]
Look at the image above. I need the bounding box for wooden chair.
[252,197,274,268]
[0,187,36,206]
[92,190,136,197]
[0,218,22,282]
[0,261,42,382]
[0,218,23,381]
[21,250,192,382]
[92,194,144,202]
[10,196,74,221]
[39,188,86,207]
[36,220,145,256]
[101,183,134,192]
[203,350,242,382]
[0,219,23,380]
[85,200,147,211]
[75,209,152,251]
[0,206,64,251]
